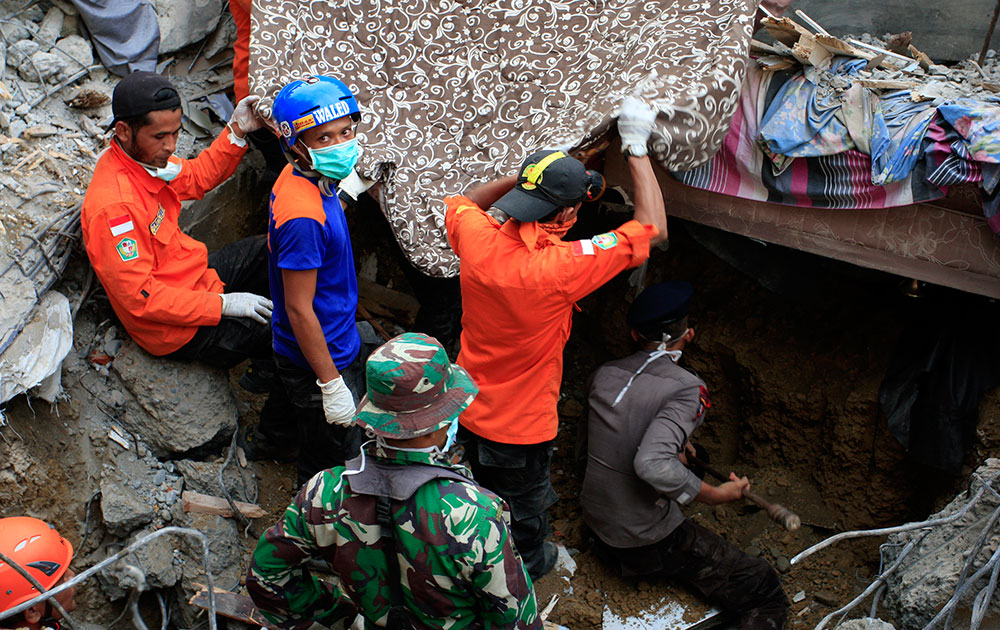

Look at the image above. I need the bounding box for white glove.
[219,292,273,324]
[317,376,357,426]
[618,97,656,157]
[230,95,263,136]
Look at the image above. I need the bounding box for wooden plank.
[357,278,419,323]
[814,34,873,60]
[181,490,267,519]
[761,16,811,47]
[856,78,920,90]
[750,39,791,57]
[189,585,274,627]
[756,56,797,71]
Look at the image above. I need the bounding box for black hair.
[636,315,689,346]
[118,112,151,139]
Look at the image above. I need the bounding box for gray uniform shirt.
[582,350,709,548]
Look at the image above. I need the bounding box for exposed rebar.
[0,527,218,630]
[219,429,258,538]
[814,534,925,630]
[791,476,994,565]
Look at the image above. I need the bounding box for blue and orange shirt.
[268,165,360,370]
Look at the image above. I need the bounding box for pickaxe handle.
[688,455,801,532]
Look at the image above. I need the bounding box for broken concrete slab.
[99,526,183,600]
[882,458,1000,628]
[52,34,94,72]
[35,6,64,49]
[19,50,66,82]
[100,448,184,536]
[174,458,257,502]
[174,512,243,627]
[155,0,223,54]
[112,339,238,457]
[7,39,39,67]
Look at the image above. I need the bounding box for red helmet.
[0,517,73,612]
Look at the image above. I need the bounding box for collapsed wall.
[882,458,1000,628]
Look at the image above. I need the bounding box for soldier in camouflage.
[247,332,541,630]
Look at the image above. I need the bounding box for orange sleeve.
[443,195,488,255]
[83,203,223,327]
[559,220,657,303]
[229,0,251,102]
[170,127,247,202]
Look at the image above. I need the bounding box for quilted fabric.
[252,0,758,276]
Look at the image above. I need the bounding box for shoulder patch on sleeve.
[696,385,711,419]
[571,239,595,256]
[591,232,619,250]
[116,237,139,261]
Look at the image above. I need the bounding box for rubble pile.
[0,0,240,410]
[882,458,1000,628]
[56,319,256,626]
[755,16,1000,102]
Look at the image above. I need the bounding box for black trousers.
[458,426,558,579]
[264,322,381,487]
[594,520,789,630]
[166,236,292,423]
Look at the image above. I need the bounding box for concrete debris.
[1,19,33,44]
[837,618,895,630]
[882,458,1000,628]
[111,340,238,457]
[175,513,243,627]
[0,291,73,403]
[155,0,224,54]
[7,39,40,67]
[53,34,95,70]
[36,7,64,49]
[99,526,182,599]
[99,449,184,536]
[174,458,258,501]
[19,50,69,82]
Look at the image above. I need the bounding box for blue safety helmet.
[272,76,360,148]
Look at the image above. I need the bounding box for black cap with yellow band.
[494,149,605,222]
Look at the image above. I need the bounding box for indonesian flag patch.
[696,385,712,419]
[108,214,134,237]
[571,239,595,256]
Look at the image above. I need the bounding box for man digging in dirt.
[443,97,668,580]
[0,517,77,630]
[80,71,293,425]
[247,333,540,629]
[582,281,790,630]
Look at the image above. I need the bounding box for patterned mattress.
[251,0,759,276]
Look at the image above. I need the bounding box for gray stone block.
[112,340,238,457]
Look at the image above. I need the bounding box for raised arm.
[618,98,668,245]
[464,174,518,210]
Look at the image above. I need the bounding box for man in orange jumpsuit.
[444,98,668,579]
[81,72,289,431]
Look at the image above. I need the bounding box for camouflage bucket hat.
[354,332,479,439]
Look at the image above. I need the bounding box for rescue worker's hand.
[617,97,657,157]
[716,472,750,503]
[220,292,273,324]
[230,95,263,137]
[317,376,356,426]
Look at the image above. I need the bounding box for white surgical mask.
[142,158,182,181]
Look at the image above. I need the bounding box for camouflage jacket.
[246,446,541,630]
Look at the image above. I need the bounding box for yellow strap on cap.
[524,151,566,185]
